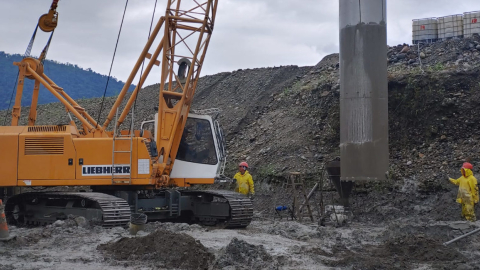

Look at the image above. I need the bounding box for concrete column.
[339,0,388,181]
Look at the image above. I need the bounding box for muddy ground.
[1,198,479,270]
[2,169,480,270]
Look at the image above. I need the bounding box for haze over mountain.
[0,51,135,110]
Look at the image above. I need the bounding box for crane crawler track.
[185,190,253,228]
[6,192,131,227]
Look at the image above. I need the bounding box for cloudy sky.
[1,0,478,87]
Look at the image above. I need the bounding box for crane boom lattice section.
[155,0,218,181]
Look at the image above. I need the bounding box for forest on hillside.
[0,51,135,110]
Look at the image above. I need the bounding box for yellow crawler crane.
[0,0,252,228]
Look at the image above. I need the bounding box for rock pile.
[388,35,480,70]
[213,238,277,270]
[97,229,214,270]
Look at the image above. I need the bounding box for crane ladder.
[111,108,134,184]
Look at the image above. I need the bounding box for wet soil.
[0,219,479,269]
[97,229,214,270]
[324,234,467,270]
[213,237,277,270]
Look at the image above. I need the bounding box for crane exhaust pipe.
[339,0,389,183]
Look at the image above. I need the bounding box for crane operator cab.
[141,111,227,180]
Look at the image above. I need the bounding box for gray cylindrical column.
[339,0,388,181]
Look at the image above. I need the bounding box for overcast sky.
[1,0,478,87]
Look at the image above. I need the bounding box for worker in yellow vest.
[233,162,255,198]
[449,162,479,221]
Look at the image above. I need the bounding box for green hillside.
[0,51,135,110]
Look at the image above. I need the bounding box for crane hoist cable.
[40,31,56,63]
[2,72,19,126]
[95,0,129,129]
[132,0,158,117]
[25,23,55,62]
[25,25,39,57]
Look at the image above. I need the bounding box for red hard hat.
[462,162,473,170]
[239,162,249,168]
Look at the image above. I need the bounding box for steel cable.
[132,0,158,119]
[2,72,19,125]
[95,0,129,129]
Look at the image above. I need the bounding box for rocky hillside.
[4,35,480,194]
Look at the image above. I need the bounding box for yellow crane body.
[0,125,214,187]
